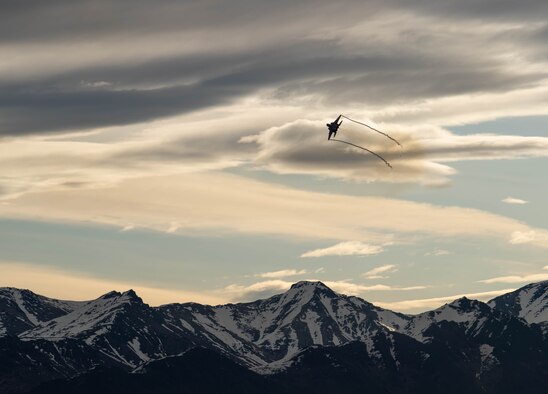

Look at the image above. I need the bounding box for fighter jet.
[326,115,343,140]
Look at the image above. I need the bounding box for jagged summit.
[447,296,489,311]
[289,280,330,290]
[286,280,337,299]
[100,289,141,302]
[100,290,122,299]
[2,281,548,393]
[20,288,148,343]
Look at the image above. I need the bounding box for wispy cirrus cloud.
[478,272,548,284]
[324,281,425,295]
[375,288,516,312]
[256,269,307,279]
[362,264,398,279]
[221,279,426,302]
[301,241,386,258]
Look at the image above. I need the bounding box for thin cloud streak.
[362,264,398,279]
[479,273,548,284]
[301,241,385,258]
[375,289,516,312]
[324,281,426,295]
[221,279,427,302]
[502,197,528,204]
[257,269,307,279]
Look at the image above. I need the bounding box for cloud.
[324,281,426,295]
[478,273,548,284]
[222,278,426,302]
[3,111,548,203]
[245,119,548,185]
[1,261,224,306]
[375,288,516,312]
[0,121,257,199]
[256,269,307,279]
[166,222,181,234]
[391,0,548,22]
[362,264,398,279]
[2,1,548,136]
[301,241,385,258]
[2,172,548,249]
[81,80,112,88]
[510,230,548,245]
[502,197,528,204]
[0,82,249,136]
[425,249,450,256]
[221,280,293,301]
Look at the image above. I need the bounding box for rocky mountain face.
[1,281,547,393]
[488,280,548,333]
[159,281,409,371]
[0,288,84,337]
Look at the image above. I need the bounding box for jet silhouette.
[326,115,343,140]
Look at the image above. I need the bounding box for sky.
[1,0,548,313]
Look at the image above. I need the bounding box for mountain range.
[1,281,547,393]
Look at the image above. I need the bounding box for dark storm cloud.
[2,0,548,136]
[3,0,546,44]
[3,39,545,137]
[0,82,246,135]
[389,0,548,21]
[0,0,351,43]
[263,65,546,106]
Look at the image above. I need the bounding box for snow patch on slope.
[13,289,40,325]
[304,310,323,344]
[478,344,498,375]
[518,286,548,324]
[128,338,150,362]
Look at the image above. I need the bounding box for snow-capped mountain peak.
[289,280,333,292]
[20,289,144,341]
[0,287,85,336]
[2,281,548,393]
[489,280,548,331]
[400,297,504,342]
[160,281,411,372]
